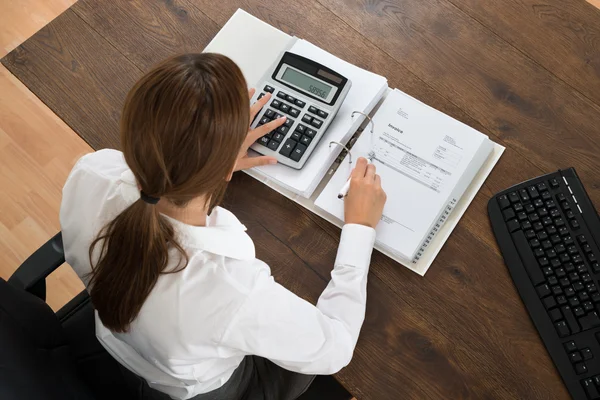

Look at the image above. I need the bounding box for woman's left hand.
[233,88,287,172]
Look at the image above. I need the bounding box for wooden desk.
[3,1,600,398]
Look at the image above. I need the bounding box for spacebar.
[511,230,545,286]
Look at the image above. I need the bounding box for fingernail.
[269,159,277,165]
[280,116,286,120]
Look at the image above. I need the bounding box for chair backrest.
[0,278,96,400]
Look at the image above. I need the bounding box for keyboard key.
[290,143,307,162]
[537,231,548,241]
[568,245,578,255]
[560,254,570,263]
[549,308,562,322]
[508,192,519,203]
[569,297,580,307]
[550,208,561,218]
[563,233,573,242]
[573,255,584,264]
[547,225,557,235]
[551,235,562,245]
[289,108,300,118]
[301,114,312,124]
[308,105,318,114]
[593,262,600,273]
[536,283,551,297]
[588,283,598,293]
[547,249,557,258]
[257,136,270,146]
[295,124,306,134]
[582,348,593,360]
[530,238,541,248]
[542,240,553,250]
[514,203,524,212]
[566,210,575,219]
[264,85,274,93]
[565,263,576,273]
[580,292,590,302]
[583,244,593,254]
[546,200,557,209]
[548,276,559,286]
[578,235,588,245]
[517,212,528,221]
[525,204,536,213]
[534,248,545,257]
[533,199,544,208]
[533,222,544,231]
[569,351,583,363]
[267,140,280,151]
[574,307,585,317]
[570,272,580,282]
[552,286,563,295]
[555,321,570,337]
[571,220,580,229]
[542,216,553,226]
[582,378,600,399]
[557,296,568,305]
[278,139,297,158]
[560,277,570,287]
[575,362,588,375]
[519,189,530,202]
[565,341,577,352]
[529,213,540,222]
[272,132,285,142]
[556,244,566,253]
[528,186,540,198]
[582,273,592,283]
[276,91,287,99]
[584,302,595,312]
[542,191,552,200]
[557,193,567,202]
[574,282,585,292]
[538,207,548,217]
[555,218,565,227]
[544,296,557,309]
[562,306,581,333]
[537,182,548,192]
[590,254,599,263]
[551,259,561,268]
[525,230,536,239]
[522,221,532,230]
[300,135,312,146]
[310,118,323,129]
[295,99,306,108]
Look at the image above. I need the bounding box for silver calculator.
[249,52,351,169]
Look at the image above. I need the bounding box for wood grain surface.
[3,0,600,398]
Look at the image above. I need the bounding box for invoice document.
[316,89,493,261]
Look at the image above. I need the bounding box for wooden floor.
[0,0,86,311]
[2,0,600,399]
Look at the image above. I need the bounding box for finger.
[250,116,286,141]
[365,163,376,180]
[249,93,271,121]
[248,88,256,100]
[238,156,278,171]
[351,157,368,179]
[374,174,382,187]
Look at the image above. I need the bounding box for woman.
[60,53,386,400]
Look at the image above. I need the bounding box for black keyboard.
[489,168,600,400]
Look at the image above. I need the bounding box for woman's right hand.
[344,157,387,228]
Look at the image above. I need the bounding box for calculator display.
[280,66,333,100]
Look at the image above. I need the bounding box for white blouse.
[60,149,376,399]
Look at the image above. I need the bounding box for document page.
[315,89,490,260]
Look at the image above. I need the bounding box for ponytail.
[88,199,187,332]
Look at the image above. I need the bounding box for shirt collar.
[118,170,255,260]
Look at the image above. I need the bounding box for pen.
[337,158,372,199]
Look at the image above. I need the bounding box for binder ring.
[329,141,353,165]
[351,111,374,134]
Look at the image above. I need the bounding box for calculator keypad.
[253,87,332,166]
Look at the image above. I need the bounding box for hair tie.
[140,191,160,205]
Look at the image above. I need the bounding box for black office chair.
[0,233,351,400]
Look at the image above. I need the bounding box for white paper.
[203,9,293,87]
[316,89,493,260]
[252,39,388,197]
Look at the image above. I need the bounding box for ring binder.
[329,141,353,164]
[351,111,374,134]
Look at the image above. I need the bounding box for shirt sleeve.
[219,223,376,375]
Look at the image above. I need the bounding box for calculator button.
[291,131,301,141]
[272,132,285,142]
[267,140,280,151]
[280,103,290,113]
[259,116,270,126]
[290,143,308,162]
[257,92,266,100]
[317,109,328,118]
[301,114,313,124]
[263,85,274,93]
[279,139,297,158]
[286,95,296,103]
[295,124,306,134]
[257,136,270,146]
[305,128,317,138]
[271,100,282,109]
[283,118,294,128]
[310,118,323,129]
[308,106,318,114]
[300,135,312,146]
[274,113,284,120]
[289,108,300,118]
[295,99,306,108]
[265,109,275,118]
[277,126,289,135]
[276,91,287,99]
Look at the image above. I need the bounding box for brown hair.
[88,53,249,332]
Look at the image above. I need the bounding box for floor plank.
[0,0,76,58]
[0,64,89,311]
[443,0,600,107]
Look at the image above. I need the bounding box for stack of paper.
[315,89,494,262]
